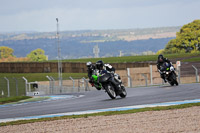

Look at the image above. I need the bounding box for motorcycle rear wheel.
[170,82,174,86]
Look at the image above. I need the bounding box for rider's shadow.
[159,85,178,90]
[102,97,126,101]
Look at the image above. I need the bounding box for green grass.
[0,73,87,82]
[182,56,200,62]
[0,96,31,104]
[6,96,50,104]
[1,102,200,126]
[56,53,199,63]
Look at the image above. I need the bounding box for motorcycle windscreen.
[98,73,111,83]
[161,62,171,71]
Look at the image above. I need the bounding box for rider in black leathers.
[95,60,115,74]
[95,60,122,90]
[86,60,122,90]
[86,62,95,79]
[157,54,171,82]
[86,61,96,84]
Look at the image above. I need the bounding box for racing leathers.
[157,57,171,82]
[96,63,122,86]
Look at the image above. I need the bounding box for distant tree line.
[0,46,47,62]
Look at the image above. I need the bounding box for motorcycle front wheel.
[172,72,178,86]
[105,84,116,99]
[119,86,127,98]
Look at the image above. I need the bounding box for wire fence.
[0,76,92,97]
[0,63,199,97]
[38,76,91,95]
[124,63,200,87]
[0,77,26,98]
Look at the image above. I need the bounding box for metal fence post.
[46,76,52,94]
[127,68,132,87]
[177,66,181,84]
[150,65,153,85]
[81,78,85,89]
[141,74,148,87]
[78,79,80,92]
[192,65,199,83]
[13,78,19,96]
[4,77,10,97]
[50,76,55,94]
[28,83,31,92]
[82,77,89,91]
[127,76,133,88]
[22,77,28,96]
[69,76,75,89]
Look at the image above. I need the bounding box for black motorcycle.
[160,62,178,86]
[92,70,127,99]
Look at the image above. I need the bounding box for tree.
[0,46,14,59]
[27,48,47,61]
[163,20,200,54]
[0,57,30,62]
[156,49,165,55]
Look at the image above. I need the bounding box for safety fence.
[38,76,92,95]
[120,63,200,87]
[0,62,199,97]
[40,63,199,95]
[0,76,92,97]
[0,77,26,98]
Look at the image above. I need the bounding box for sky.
[0,0,199,32]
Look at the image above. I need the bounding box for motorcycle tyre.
[105,84,116,99]
[119,86,127,98]
[172,72,179,86]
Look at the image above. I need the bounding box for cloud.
[0,0,199,32]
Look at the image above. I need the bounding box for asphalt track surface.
[0,83,200,119]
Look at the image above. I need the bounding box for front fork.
[109,77,122,94]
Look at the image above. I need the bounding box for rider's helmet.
[86,61,92,67]
[96,60,104,70]
[158,54,164,63]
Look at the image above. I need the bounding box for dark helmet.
[96,60,104,70]
[158,54,164,62]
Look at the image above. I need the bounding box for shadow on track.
[102,97,127,102]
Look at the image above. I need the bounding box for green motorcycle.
[91,71,127,99]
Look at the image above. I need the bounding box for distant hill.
[0,37,174,59]
[0,26,180,59]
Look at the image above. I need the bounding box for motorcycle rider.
[95,60,122,86]
[95,60,115,74]
[86,61,97,86]
[157,54,172,82]
[86,61,96,80]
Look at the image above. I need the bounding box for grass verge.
[1,102,200,126]
[182,56,200,62]
[0,73,87,82]
[58,53,199,63]
[4,97,50,105]
[0,96,32,105]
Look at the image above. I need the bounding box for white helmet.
[86,61,92,67]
